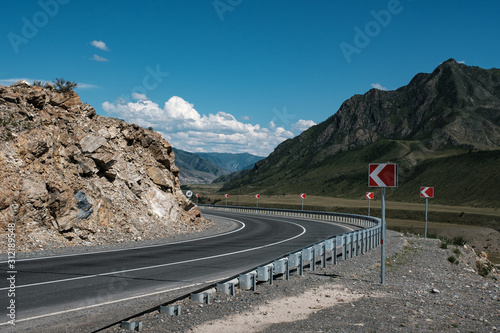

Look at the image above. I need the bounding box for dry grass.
[185,184,500,264]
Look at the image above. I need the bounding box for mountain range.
[220,59,500,207]
[173,147,264,184]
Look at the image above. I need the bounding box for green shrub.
[451,236,466,246]
[53,78,78,93]
[453,248,461,256]
[447,255,459,265]
[440,240,450,249]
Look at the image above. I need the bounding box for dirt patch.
[387,218,500,265]
[188,285,366,333]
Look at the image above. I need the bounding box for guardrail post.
[160,304,182,316]
[355,231,359,257]
[333,236,338,265]
[239,271,257,291]
[289,252,303,276]
[361,230,365,254]
[311,247,316,271]
[274,258,290,280]
[257,264,274,285]
[342,235,347,260]
[321,242,326,268]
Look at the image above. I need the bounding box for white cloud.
[76,82,99,89]
[90,40,109,51]
[92,54,109,62]
[371,83,387,91]
[241,115,251,121]
[132,92,148,100]
[102,96,297,155]
[0,78,34,86]
[292,119,316,133]
[458,60,466,64]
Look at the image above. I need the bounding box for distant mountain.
[220,59,500,207]
[173,148,264,184]
[197,152,264,172]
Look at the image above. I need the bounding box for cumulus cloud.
[102,96,297,155]
[132,92,148,100]
[458,60,466,64]
[371,83,387,91]
[90,40,109,51]
[92,54,109,62]
[292,119,316,133]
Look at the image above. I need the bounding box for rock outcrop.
[0,81,210,252]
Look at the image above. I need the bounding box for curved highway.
[0,209,357,327]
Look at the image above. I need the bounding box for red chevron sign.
[366,192,374,199]
[420,187,434,198]
[255,194,260,199]
[300,193,306,199]
[224,194,229,198]
[369,163,398,187]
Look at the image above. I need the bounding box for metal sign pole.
[301,198,304,211]
[381,187,386,285]
[256,197,259,208]
[424,197,428,239]
[368,198,371,216]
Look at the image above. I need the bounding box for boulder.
[80,134,107,153]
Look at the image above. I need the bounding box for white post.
[381,187,386,285]
[424,197,428,239]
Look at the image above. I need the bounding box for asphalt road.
[0,209,356,328]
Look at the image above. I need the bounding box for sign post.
[224,194,229,205]
[255,194,260,207]
[300,193,306,210]
[195,193,199,204]
[420,187,434,239]
[369,163,398,285]
[366,192,374,216]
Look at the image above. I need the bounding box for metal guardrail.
[199,204,382,281]
[199,204,380,228]
[113,205,382,331]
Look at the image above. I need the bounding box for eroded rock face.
[0,83,209,251]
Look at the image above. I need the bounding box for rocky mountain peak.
[0,82,210,251]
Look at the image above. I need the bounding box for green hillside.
[219,60,500,208]
[220,139,500,207]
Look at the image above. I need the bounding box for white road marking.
[1,211,357,325]
[0,219,306,291]
[0,214,245,264]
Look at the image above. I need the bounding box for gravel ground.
[104,227,500,333]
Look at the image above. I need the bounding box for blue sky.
[2,0,499,156]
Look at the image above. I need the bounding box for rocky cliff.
[253,59,500,171]
[0,81,210,252]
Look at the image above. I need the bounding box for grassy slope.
[220,139,500,208]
